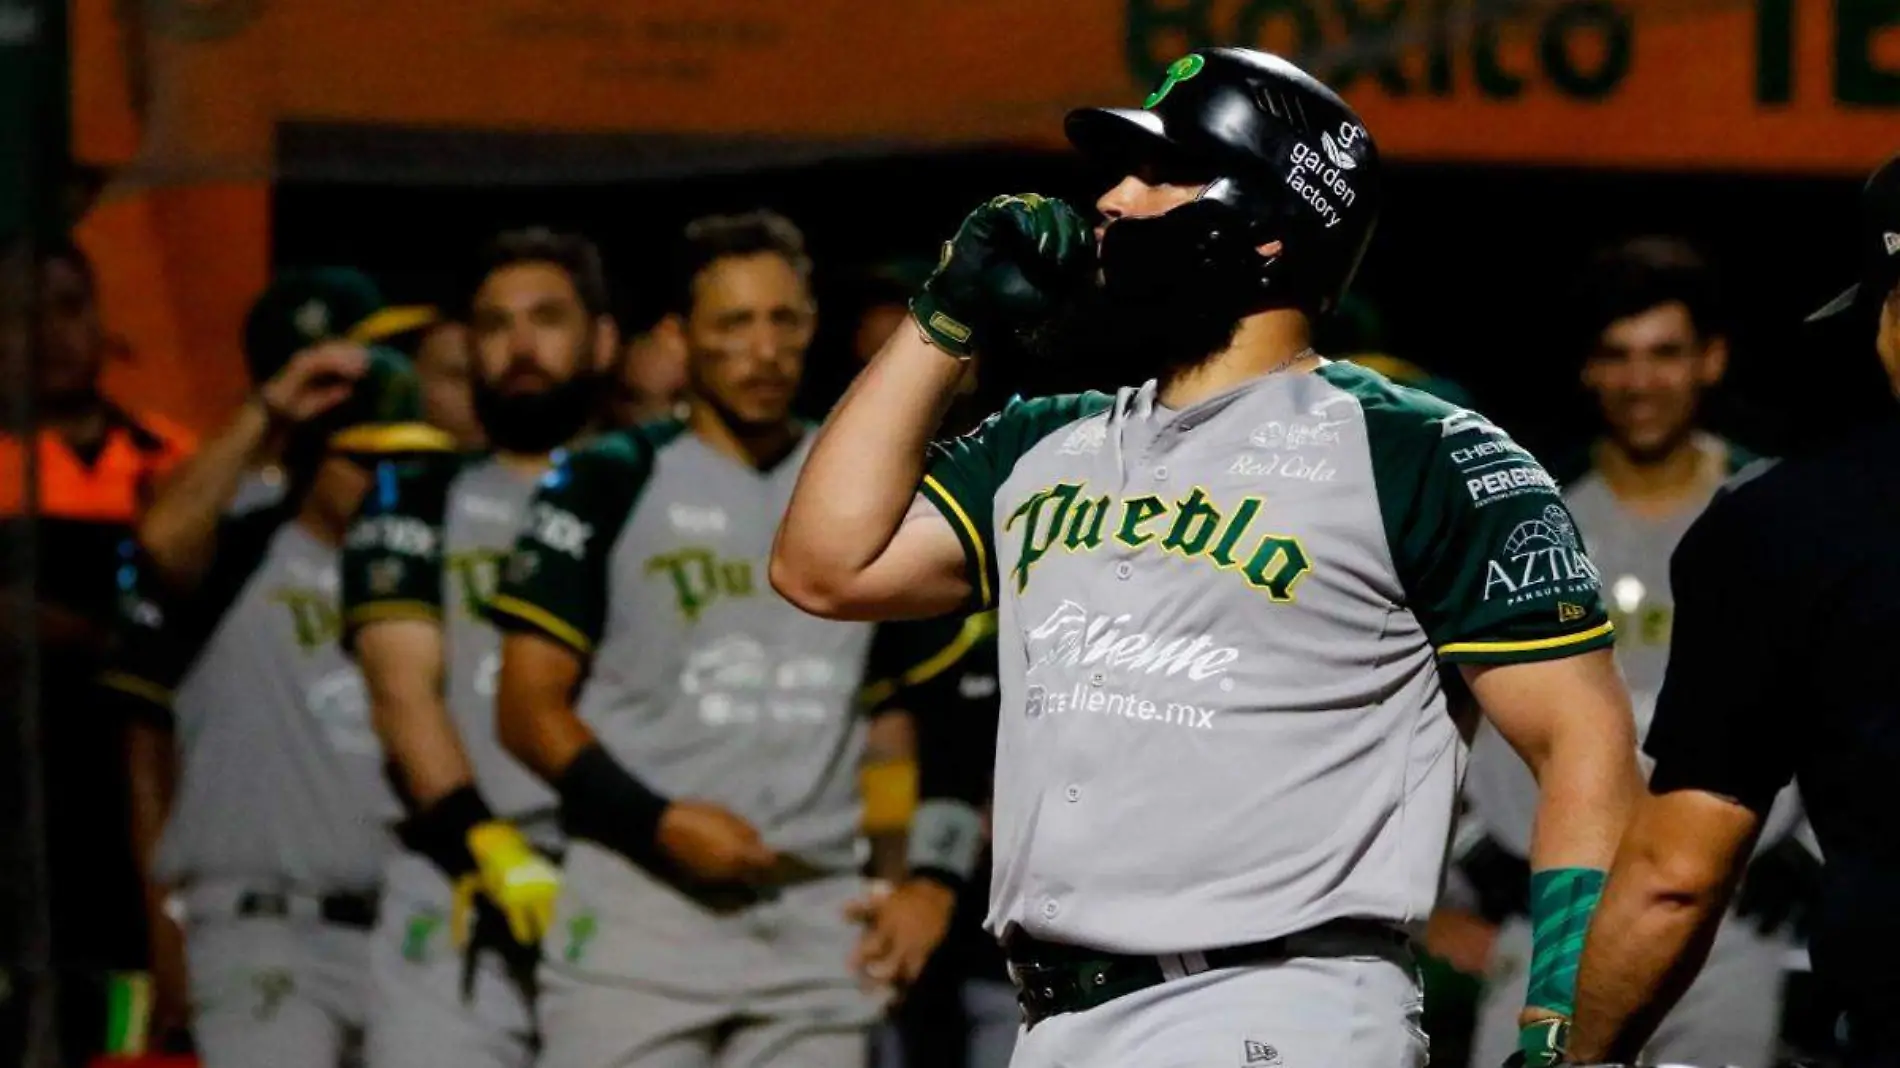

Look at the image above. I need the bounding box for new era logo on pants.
[1243,1039,1282,1065]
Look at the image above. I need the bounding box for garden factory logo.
[1483,505,1600,605]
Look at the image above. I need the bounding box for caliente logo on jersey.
[1006,482,1311,600]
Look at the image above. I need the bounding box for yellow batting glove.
[467,821,561,946]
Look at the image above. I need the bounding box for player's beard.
[472,365,599,454]
[1023,276,1246,392]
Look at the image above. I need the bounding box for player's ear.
[1698,334,1730,386]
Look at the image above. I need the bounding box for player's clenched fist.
[657,800,778,884]
[910,193,1095,358]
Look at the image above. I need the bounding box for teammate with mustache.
[487,212,893,1068]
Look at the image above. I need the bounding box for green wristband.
[1525,867,1606,1019]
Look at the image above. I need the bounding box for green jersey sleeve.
[919,392,1113,610]
[484,432,655,658]
[340,455,459,648]
[98,506,290,724]
[1332,364,1615,665]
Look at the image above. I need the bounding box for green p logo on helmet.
[1145,53,1206,109]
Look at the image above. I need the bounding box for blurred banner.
[72,0,1900,180]
[60,0,1900,432]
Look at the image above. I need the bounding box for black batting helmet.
[1066,48,1381,318]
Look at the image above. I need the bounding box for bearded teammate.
[487,211,885,1068]
[339,229,616,1068]
[1452,237,1812,1068]
[774,48,1642,1068]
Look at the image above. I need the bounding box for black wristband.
[556,743,671,870]
[396,784,493,880]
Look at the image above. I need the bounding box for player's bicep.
[811,499,971,622]
[496,629,596,779]
[1463,648,1636,778]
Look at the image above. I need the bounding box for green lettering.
[1332,0,1411,94]
[1063,494,1112,551]
[719,560,753,598]
[448,549,503,619]
[274,589,341,650]
[1125,0,1216,87]
[1114,494,1168,548]
[1837,0,1900,106]
[1006,483,1079,592]
[646,548,720,622]
[1427,0,1456,94]
[1473,2,1526,100]
[1756,0,1794,103]
[1208,497,1263,569]
[1540,1,1631,100]
[1160,487,1224,558]
[1241,535,1314,601]
[1237,0,1325,67]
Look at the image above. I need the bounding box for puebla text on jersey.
[481,422,876,873]
[917,362,1614,955]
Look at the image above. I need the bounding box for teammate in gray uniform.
[774,49,1644,1068]
[113,269,453,1068]
[1452,237,1813,1068]
[487,211,884,1068]
[341,230,618,1068]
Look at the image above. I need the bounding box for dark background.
[277,152,1884,465]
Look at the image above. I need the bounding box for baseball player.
[111,269,453,1068]
[773,48,1643,1068]
[339,229,616,1068]
[1565,150,1900,1068]
[1452,236,1811,1068]
[487,210,885,1068]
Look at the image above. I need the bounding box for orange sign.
[84,0,1900,180]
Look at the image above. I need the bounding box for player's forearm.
[773,325,965,607]
[1569,791,1757,1061]
[374,692,478,806]
[124,719,175,891]
[138,400,276,590]
[358,623,476,805]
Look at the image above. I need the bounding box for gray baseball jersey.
[917,363,1614,955]
[341,452,555,824]
[1461,435,1798,858]
[105,510,394,893]
[1461,436,1801,1068]
[487,421,874,871]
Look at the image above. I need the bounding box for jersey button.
[1154,465,1169,480]
[1065,785,1081,802]
[1115,561,1133,580]
[1042,900,1060,919]
[1089,672,1105,687]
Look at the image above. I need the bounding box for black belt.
[236,890,378,930]
[1004,918,1408,1028]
